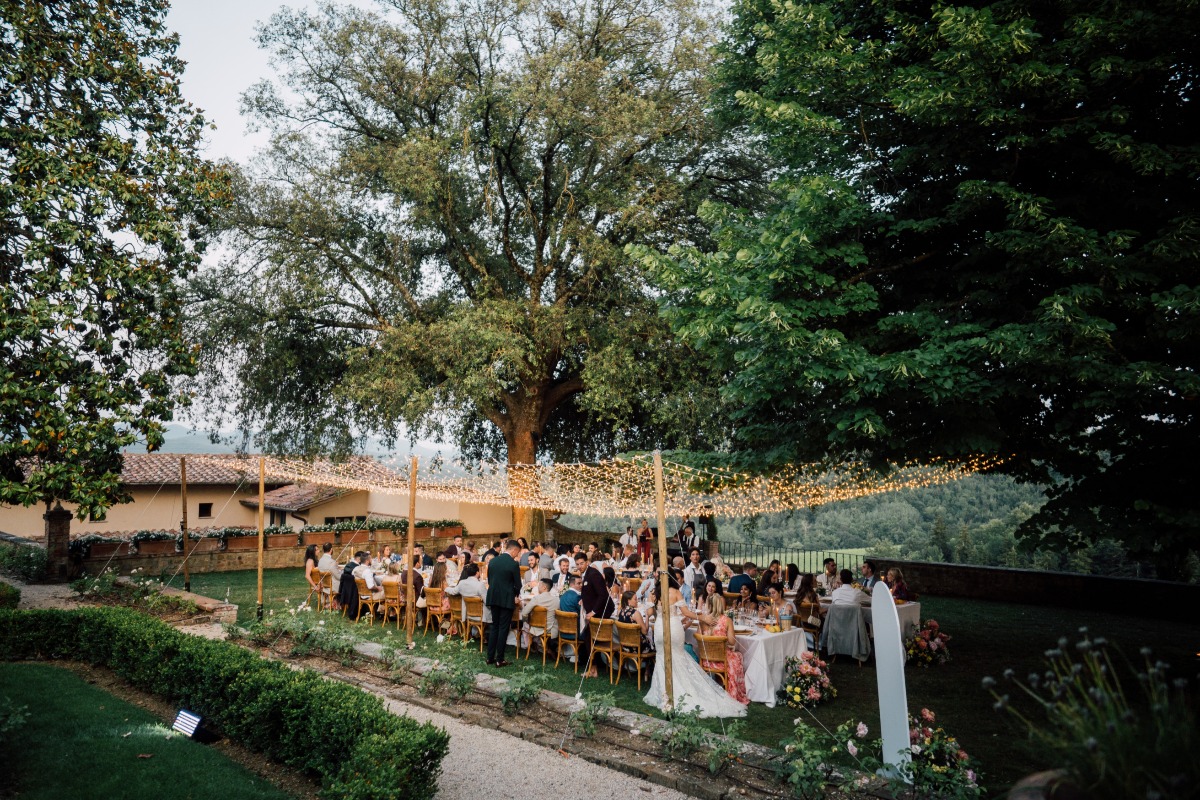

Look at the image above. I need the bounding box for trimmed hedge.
[0,582,18,610]
[0,608,448,800]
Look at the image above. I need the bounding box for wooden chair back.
[694,633,728,687]
[612,620,651,690]
[521,605,551,665]
[381,580,402,629]
[722,591,741,606]
[587,617,617,683]
[623,577,642,595]
[423,587,447,634]
[554,610,581,673]
[353,577,377,625]
[463,595,486,650]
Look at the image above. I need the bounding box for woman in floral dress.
[699,594,749,706]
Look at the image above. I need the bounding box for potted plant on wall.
[337,519,370,545]
[70,534,129,560]
[300,525,337,548]
[183,528,225,554]
[130,530,180,556]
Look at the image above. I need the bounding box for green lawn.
[0,662,296,800]
[178,567,1200,794]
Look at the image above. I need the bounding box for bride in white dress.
[644,581,747,718]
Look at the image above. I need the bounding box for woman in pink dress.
[699,594,749,705]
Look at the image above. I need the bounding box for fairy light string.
[189,453,1004,517]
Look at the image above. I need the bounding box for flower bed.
[906,619,951,666]
[781,651,836,707]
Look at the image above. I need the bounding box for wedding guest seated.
[697,594,749,705]
[524,552,542,590]
[559,575,583,614]
[830,569,869,605]
[757,560,783,594]
[885,567,912,600]
[726,562,758,595]
[317,542,341,602]
[701,577,723,608]
[551,555,573,591]
[352,551,385,602]
[378,544,395,563]
[620,553,641,578]
[763,584,794,625]
[616,590,651,652]
[735,581,758,610]
[447,562,489,625]
[815,558,840,593]
[426,561,453,632]
[519,578,559,649]
[794,573,822,613]
[784,563,802,592]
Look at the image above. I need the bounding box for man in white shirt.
[815,558,841,593]
[352,551,384,601]
[618,526,638,550]
[830,569,869,605]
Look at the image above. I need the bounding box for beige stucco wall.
[366,493,512,536]
[0,485,261,541]
[292,491,369,527]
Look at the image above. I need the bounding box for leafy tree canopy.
[188,0,765,478]
[637,0,1199,571]
[0,0,229,518]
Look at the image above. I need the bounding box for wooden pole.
[405,455,418,644]
[180,456,190,592]
[653,450,673,712]
[256,457,265,621]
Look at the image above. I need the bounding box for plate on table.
[733,626,754,636]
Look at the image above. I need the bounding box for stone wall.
[874,557,1200,623]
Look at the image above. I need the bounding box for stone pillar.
[44,502,72,583]
[703,538,721,561]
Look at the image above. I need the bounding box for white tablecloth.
[686,626,808,708]
[820,599,921,638]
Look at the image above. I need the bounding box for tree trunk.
[507,426,541,543]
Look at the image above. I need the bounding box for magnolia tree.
[0,0,227,523]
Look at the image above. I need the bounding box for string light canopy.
[191,452,1003,518]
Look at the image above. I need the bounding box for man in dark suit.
[576,552,614,679]
[485,539,522,667]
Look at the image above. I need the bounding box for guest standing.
[485,540,522,667]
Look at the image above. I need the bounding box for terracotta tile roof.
[239,484,362,512]
[120,454,282,487]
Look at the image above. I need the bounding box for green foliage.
[498,666,550,716]
[0,695,28,745]
[567,692,615,738]
[0,607,449,799]
[985,631,1197,799]
[640,0,1200,573]
[897,709,983,800]
[649,710,745,775]
[70,567,198,617]
[416,642,478,702]
[187,0,755,474]
[236,610,358,660]
[0,541,48,582]
[0,581,19,610]
[0,0,230,519]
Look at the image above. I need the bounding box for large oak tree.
[0,0,227,520]
[189,0,761,535]
[639,0,1200,573]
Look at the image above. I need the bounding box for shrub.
[498,666,549,715]
[985,630,1195,800]
[567,692,614,738]
[0,582,19,610]
[0,607,449,799]
[0,542,48,582]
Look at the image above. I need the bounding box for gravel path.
[9,578,693,800]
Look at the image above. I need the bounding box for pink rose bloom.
[807,686,821,700]
[856,722,868,738]
[847,741,858,757]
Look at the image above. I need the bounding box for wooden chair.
[623,577,642,595]
[309,568,334,611]
[519,565,530,582]
[797,602,822,635]
[447,593,465,638]
[722,591,741,607]
[353,577,378,625]
[463,596,487,651]
[381,581,403,629]
[423,587,449,635]
[554,610,581,673]
[613,620,652,690]
[694,633,729,688]
[586,617,617,683]
[521,605,552,664]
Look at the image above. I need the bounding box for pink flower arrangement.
[781,651,836,707]
[905,619,952,666]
